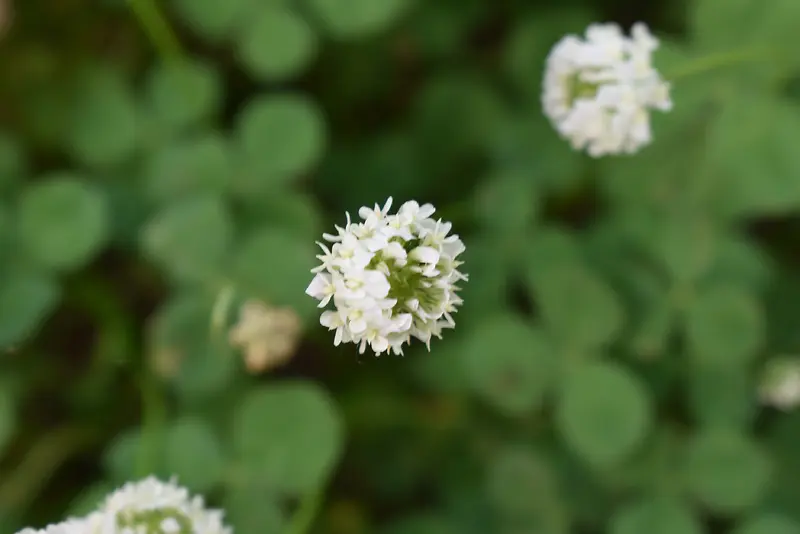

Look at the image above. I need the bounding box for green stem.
[284,487,324,534]
[128,0,182,60]
[135,367,168,478]
[0,426,95,515]
[665,47,772,81]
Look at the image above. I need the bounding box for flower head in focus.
[306,197,467,356]
[99,476,232,534]
[228,299,302,373]
[759,357,800,411]
[542,22,672,157]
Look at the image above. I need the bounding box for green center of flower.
[368,240,447,316]
[117,508,194,534]
[566,75,600,105]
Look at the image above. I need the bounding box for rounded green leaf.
[235,191,322,243]
[230,227,317,321]
[66,70,139,168]
[172,0,254,41]
[225,488,284,532]
[145,59,222,132]
[556,361,653,466]
[236,7,317,82]
[236,94,326,177]
[486,446,568,532]
[143,133,231,204]
[18,175,109,271]
[103,428,150,482]
[141,194,233,283]
[473,169,539,233]
[684,428,771,514]
[527,264,624,351]
[688,362,754,429]
[462,315,557,415]
[0,268,59,347]
[685,284,765,365]
[305,0,410,39]
[610,497,703,534]
[233,382,344,494]
[0,386,14,455]
[733,514,800,534]
[148,292,235,400]
[163,417,226,492]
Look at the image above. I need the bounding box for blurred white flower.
[14,513,106,534]
[759,357,800,411]
[228,299,302,373]
[100,476,232,534]
[307,197,467,356]
[542,22,672,157]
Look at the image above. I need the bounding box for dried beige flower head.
[228,300,302,373]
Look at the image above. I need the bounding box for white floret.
[542,21,672,157]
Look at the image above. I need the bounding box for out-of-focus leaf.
[461,315,558,416]
[140,194,233,283]
[172,0,254,41]
[17,174,109,272]
[555,361,653,467]
[230,227,318,322]
[0,267,59,347]
[163,417,226,493]
[733,514,800,534]
[527,262,624,353]
[486,445,569,533]
[609,496,703,534]
[304,0,411,39]
[142,132,232,205]
[225,487,285,533]
[145,59,222,133]
[235,6,317,82]
[147,291,236,401]
[232,382,344,494]
[684,284,765,365]
[683,428,772,514]
[65,69,139,169]
[235,93,327,179]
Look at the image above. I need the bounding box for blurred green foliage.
[3,0,800,532]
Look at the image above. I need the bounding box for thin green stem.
[135,367,168,478]
[665,47,772,81]
[0,426,95,515]
[128,0,182,60]
[284,487,324,534]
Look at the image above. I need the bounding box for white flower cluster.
[759,357,800,411]
[15,477,232,534]
[542,22,672,157]
[306,197,467,355]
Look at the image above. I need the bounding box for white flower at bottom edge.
[14,512,108,534]
[542,21,671,157]
[100,476,232,534]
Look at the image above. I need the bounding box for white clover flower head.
[759,357,800,411]
[307,197,467,356]
[542,21,672,157]
[14,513,107,534]
[99,476,232,534]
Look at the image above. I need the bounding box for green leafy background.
[2,0,800,532]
